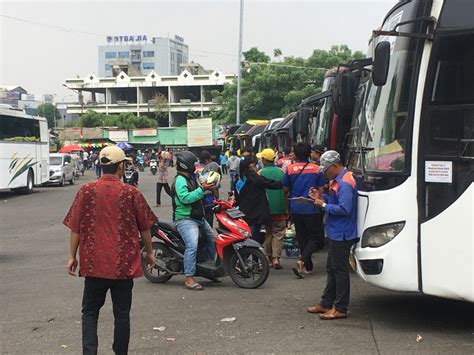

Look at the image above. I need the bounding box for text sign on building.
[187,118,213,147]
[107,35,148,43]
[133,128,156,137]
[425,161,453,183]
[109,130,129,142]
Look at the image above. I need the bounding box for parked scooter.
[150,159,158,175]
[123,164,139,186]
[141,200,270,288]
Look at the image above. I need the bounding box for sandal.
[184,282,204,291]
[273,258,282,270]
[292,260,304,279]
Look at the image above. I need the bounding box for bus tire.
[21,169,34,194]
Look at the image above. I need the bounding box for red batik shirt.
[63,175,157,279]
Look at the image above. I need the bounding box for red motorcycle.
[141,200,270,288]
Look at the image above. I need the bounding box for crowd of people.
[64,142,358,354]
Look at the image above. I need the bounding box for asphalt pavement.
[0,168,473,354]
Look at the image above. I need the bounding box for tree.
[273,48,283,61]
[67,110,156,129]
[37,103,61,128]
[151,93,169,127]
[210,45,365,124]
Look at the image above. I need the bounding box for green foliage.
[210,45,366,124]
[67,110,157,129]
[37,103,61,128]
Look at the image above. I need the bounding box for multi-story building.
[98,35,189,77]
[64,69,235,127]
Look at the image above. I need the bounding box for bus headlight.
[361,222,405,248]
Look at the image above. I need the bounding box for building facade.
[64,70,235,127]
[98,35,189,77]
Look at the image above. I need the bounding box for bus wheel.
[21,170,34,194]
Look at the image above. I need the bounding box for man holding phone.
[307,150,358,320]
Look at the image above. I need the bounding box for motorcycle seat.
[156,220,178,233]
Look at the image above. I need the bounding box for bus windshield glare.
[352,9,420,174]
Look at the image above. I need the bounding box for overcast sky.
[0,0,394,100]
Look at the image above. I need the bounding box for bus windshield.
[352,7,421,173]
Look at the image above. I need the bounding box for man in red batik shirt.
[64,145,157,355]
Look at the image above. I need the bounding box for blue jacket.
[282,160,325,214]
[323,169,358,241]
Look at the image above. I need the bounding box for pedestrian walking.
[235,155,283,243]
[94,157,102,178]
[155,151,172,207]
[227,150,240,193]
[258,149,287,269]
[307,150,358,320]
[219,151,228,174]
[63,145,157,354]
[283,143,325,278]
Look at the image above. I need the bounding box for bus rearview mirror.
[372,41,390,86]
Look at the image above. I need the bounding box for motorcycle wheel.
[228,247,269,289]
[141,242,173,283]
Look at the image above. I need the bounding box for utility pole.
[236,0,244,125]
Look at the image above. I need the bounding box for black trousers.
[221,164,228,174]
[320,239,355,313]
[156,182,172,205]
[82,277,134,355]
[292,213,324,271]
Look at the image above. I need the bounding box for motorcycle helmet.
[176,151,198,173]
[198,170,222,186]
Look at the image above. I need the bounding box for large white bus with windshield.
[346,0,473,302]
[0,107,50,193]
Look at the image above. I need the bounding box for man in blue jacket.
[307,150,358,320]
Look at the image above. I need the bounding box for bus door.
[418,33,474,302]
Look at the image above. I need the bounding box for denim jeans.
[174,218,217,276]
[82,277,133,355]
[229,170,237,193]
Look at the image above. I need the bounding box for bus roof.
[0,107,47,122]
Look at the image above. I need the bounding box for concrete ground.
[0,168,473,354]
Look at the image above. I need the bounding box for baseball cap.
[99,146,131,165]
[257,148,276,161]
[320,150,341,173]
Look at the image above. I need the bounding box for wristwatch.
[322,203,326,209]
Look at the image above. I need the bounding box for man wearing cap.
[64,145,157,354]
[258,148,287,269]
[307,150,358,320]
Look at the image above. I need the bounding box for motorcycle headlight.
[361,222,405,248]
[238,227,250,238]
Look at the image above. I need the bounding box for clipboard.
[288,197,315,205]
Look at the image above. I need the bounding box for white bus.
[347,0,473,302]
[0,107,50,193]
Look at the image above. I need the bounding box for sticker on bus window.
[425,161,452,183]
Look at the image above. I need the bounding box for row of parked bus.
[225,0,474,303]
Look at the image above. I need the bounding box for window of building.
[118,51,129,58]
[105,64,113,71]
[105,52,116,59]
[143,63,155,70]
[143,51,155,58]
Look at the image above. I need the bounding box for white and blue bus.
[0,107,50,193]
[347,0,473,302]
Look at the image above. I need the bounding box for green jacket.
[172,174,204,221]
[261,165,287,215]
